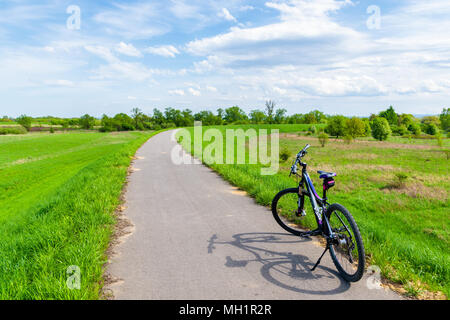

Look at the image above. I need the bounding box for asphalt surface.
[106,130,401,300]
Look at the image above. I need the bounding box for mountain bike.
[271,144,365,282]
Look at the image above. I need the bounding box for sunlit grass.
[0,131,157,299]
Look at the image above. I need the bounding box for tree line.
[6,102,449,142]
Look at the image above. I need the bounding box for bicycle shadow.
[207,232,350,296]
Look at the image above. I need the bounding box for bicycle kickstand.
[311,243,329,272]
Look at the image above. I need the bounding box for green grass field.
[177,124,449,299]
[0,131,156,299]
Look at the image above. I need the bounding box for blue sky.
[0,0,449,117]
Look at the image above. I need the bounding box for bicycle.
[271,144,365,282]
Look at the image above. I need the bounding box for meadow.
[0,131,157,299]
[177,124,449,299]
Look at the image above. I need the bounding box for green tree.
[249,110,266,124]
[274,108,287,124]
[286,113,303,124]
[439,108,449,132]
[79,114,96,130]
[16,115,32,131]
[408,122,421,136]
[194,110,222,126]
[345,117,366,139]
[181,109,195,127]
[421,116,441,136]
[131,108,144,129]
[325,115,347,138]
[152,109,165,125]
[362,119,372,136]
[379,106,398,126]
[265,100,276,124]
[371,117,392,141]
[224,106,248,124]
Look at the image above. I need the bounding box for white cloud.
[188,88,201,96]
[84,45,117,63]
[273,87,287,95]
[206,86,217,92]
[93,3,170,39]
[218,8,237,22]
[169,89,185,96]
[145,45,180,58]
[115,42,142,57]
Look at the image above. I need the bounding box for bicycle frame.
[298,163,335,239]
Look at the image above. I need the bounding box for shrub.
[151,124,162,131]
[392,125,408,136]
[436,134,443,147]
[50,127,55,134]
[345,117,366,138]
[371,117,392,141]
[16,115,32,131]
[279,147,292,162]
[424,123,439,136]
[308,125,317,135]
[318,132,329,147]
[343,134,353,144]
[408,122,421,136]
[393,172,409,188]
[0,127,27,135]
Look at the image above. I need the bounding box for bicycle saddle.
[317,171,337,179]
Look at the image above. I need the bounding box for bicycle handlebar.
[297,144,310,158]
[290,144,310,176]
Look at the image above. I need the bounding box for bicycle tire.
[326,203,365,282]
[271,188,308,236]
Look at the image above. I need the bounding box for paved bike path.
[106,130,401,300]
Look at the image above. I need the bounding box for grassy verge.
[177,124,449,299]
[0,131,159,299]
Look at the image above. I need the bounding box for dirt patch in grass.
[381,181,448,201]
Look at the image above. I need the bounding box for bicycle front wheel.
[271,188,312,236]
[326,203,365,282]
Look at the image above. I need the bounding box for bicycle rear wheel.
[271,188,313,236]
[326,203,365,282]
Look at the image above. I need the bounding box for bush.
[392,125,408,136]
[343,134,353,144]
[16,115,32,131]
[408,122,421,136]
[308,125,317,135]
[0,127,27,135]
[393,172,409,188]
[424,123,439,136]
[371,117,392,141]
[436,134,443,147]
[151,124,162,131]
[318,132,329,147]
[279,147,292,162]
[345,117,366,138]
